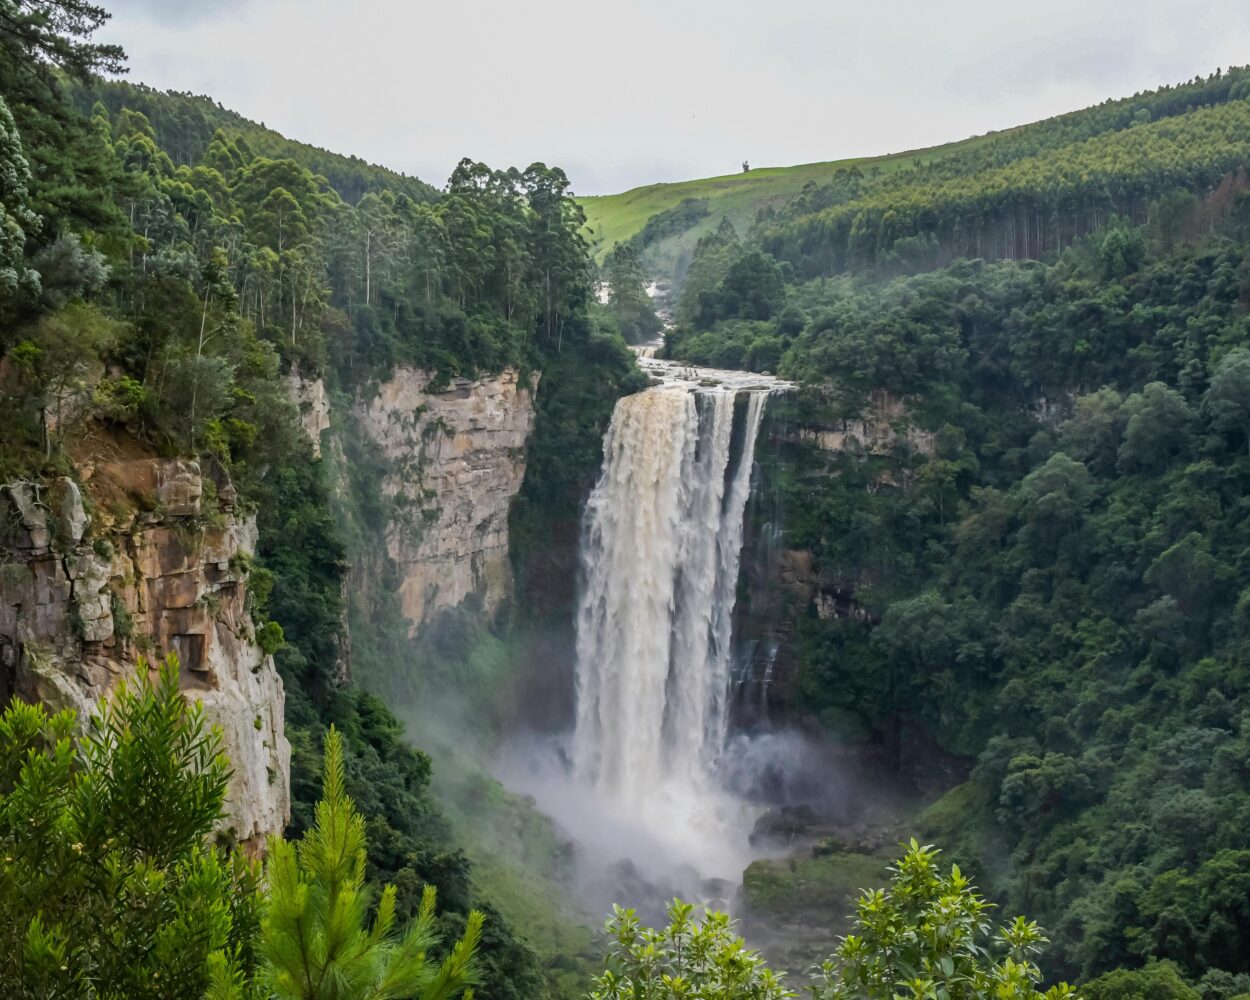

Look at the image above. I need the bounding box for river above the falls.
[632,340,795,394]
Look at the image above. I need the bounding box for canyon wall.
[0,459,289,849]
[356,367,539,632]
[733,392,935,723]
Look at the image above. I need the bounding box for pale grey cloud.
[106,0,251,27]
[98,0,1250,195]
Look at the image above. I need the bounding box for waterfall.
[570,380,769,873]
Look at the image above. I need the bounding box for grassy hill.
[581,67,1250,285]
[580,144,971,273]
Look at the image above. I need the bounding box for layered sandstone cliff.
[0,459,290,849]
[356,367,539,632]
[792,390,936,458]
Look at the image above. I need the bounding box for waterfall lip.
[633,354,795,395]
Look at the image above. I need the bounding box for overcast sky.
[100,0,1250,197]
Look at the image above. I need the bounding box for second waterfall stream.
[569,355,789,882]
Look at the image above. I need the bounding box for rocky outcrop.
[793,391,935,458]
[0,460,290,850]
[288,366,331,458]
[357,367,539,632]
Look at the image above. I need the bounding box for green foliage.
[212,727,483,1000]
[760,70,1250,279]
[810,841,1076,1000]
[1202,347,1250,452]
[3,301,121,464]
[256,619,285,655]
[591,845,1072,1000]
[589,899,794,1000]
[0,656,261,999]
[603,242,661,343]
[1082,962,1200,1000]
[0,94,42,313]
[77,82,436,206]
[694,248,787,326]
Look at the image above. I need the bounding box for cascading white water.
[570,376,771,877]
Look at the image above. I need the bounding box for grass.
[914,779,1013,890]
[742,846,891,980]
[743,848,889,920]
[577,130,1000,273]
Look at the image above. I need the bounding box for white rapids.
[568,352,790,878]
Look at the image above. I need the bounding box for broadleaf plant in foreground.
[586,841,1076,1000]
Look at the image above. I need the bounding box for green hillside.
[75,80,438,205]
[583,67,1250,285]
[581,150,923,255]
[580,144,969,274]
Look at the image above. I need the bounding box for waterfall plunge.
[570,384,768,878]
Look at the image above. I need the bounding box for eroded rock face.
[357,368,539,632]
[0,461,290,851]
[288,366,331,458]
[793,391,936,458]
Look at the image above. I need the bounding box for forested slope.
[75,81,438,204]
[0,6,640,995]
[664,68,1250,995]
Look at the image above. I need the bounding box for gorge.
[4,14,1250,994]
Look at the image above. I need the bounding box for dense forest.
[660,66,1250,1000]
[756,68,1250,275]
[0,2,643,997]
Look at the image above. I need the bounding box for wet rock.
[750,804,821,847]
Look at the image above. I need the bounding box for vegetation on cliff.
[0,3,637,998]
[651,67,1250,997]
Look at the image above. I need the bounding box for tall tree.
[0,94,42,313]
[0,0,128,237]
[603,243,660,343]
[210,726,483,1000]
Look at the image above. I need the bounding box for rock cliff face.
[288,365,331,458]
[0,459,290,850]
[791,391,935,459]
[734,393,933,725]
[357,367,539,632]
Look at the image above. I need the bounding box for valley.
[1,5,1250,998]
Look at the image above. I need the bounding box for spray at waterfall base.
[498,363,853,917]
